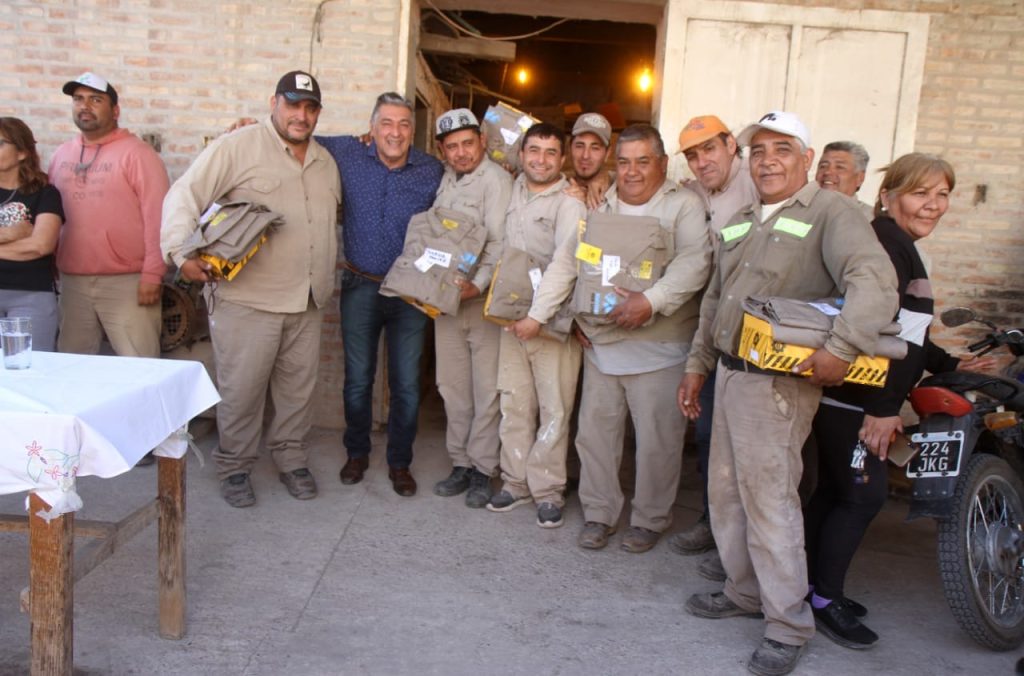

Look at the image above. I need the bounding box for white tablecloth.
[0,352,220,517]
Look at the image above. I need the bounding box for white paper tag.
[414,248,452,272]
[528,267,543,293]
[199,201,223,225]
[500,128,520,145]
[601,255,621,287]
[808,302,841,316]
[516,115,534,131]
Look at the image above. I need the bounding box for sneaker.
[220,473,255,508]
[577,521,616,550]
[433,466,472,497]
[805,592,868,619]
[667,517,716,555]
[279,468,317,500]
[486,490,532,512]
[747,638,805,676]
[620,525,660,553]
[464,469,493,508]
[698,552,727,582]
[537,502,563,528]
[813,599,879,649]
[684,592,763,620]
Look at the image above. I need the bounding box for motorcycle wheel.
[937,453,1024,650]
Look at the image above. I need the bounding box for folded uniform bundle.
[379,207,486,318]
[741,296,907,359]
[177,200,283,281]
[483,246,572,341]
[570,212,669,326]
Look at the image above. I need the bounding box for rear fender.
[907,413,981,519]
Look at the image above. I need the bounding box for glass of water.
[0,316,32,369]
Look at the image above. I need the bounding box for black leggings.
[803,404,889,600]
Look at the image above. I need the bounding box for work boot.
[698,552,727,582]
[464,469,493,508]
[220,473,255,508]
[747,638,805,676]
[813,599,879,649]
[684,592,763,620]
[667,516,716,555]
[620,525,660,553]
[577,521,616,550]
[433,466,472,497]
[279,468,317,500]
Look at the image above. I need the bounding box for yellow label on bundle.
[441,218,459,230]
[210,212,228,227]
[575,242,602,265]
[637,260,653,280]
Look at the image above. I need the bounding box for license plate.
[907,431,965,478]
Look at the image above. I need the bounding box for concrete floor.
[0,398,1018,676]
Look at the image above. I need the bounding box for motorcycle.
[904,307,1024,650]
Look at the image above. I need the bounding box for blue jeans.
[696,368,717,517]
[340,270,427,468]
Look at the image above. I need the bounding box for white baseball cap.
[736,111,811,148]
[435,108,480,140]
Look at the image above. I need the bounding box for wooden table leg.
[28,493,73,676]
[157,456,186,639]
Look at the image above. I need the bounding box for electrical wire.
[423,0,569,41]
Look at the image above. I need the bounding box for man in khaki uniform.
[567,112,613,207]
[161,71,341,507]
[669,114,760,574]
[678,111,897,676]
[522,124,710,553]
[487,123,586,528]
[430,108,513,508]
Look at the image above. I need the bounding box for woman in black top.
[0,117,64,351]
[803,153,992,649]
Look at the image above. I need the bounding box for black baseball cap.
[275,71,322,105]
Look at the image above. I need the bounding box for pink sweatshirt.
[49,128,169,284]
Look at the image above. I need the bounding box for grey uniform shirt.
[433,155,512,292]
[161,117,341,313]
[504,173,586,267]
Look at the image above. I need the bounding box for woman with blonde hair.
[803,153,992,649]
[0,117,64,350]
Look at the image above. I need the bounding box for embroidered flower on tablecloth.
[25,441,81,492]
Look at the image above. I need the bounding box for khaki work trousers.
[709,362,820,646]
[58,273,161,358]
[575,357,687,532]
[496,329,582,506]
[434,298,501,476]
[209,298,322,480]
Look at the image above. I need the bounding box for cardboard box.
[738,314,890,387]
[481,102,538,171]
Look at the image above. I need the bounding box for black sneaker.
[805,591,868,618]
[813,599,879,650]
[433,466,472,497]
[464,469,493,508]
[536,502,563,528]
[486,490,532,512]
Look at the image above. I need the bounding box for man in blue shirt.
[317,92,443,496]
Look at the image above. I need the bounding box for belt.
[343,261,385,283]
[719,353,792,378]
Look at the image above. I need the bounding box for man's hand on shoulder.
[792,348,849,387]
[224,117,259,135]
[137,281,162,306]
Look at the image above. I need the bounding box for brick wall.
[0,0,405,428]
[2,0,1023,429]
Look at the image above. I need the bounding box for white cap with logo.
[736,111,811,148]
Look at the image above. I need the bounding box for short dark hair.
[370,92,414,126]
[521,122,566,155]
[616,124,665,158]
[822,141,870,172]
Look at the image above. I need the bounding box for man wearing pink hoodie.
[49,72,168,358]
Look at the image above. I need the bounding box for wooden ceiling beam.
[420,32,517,62]
[425,0,665,25]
